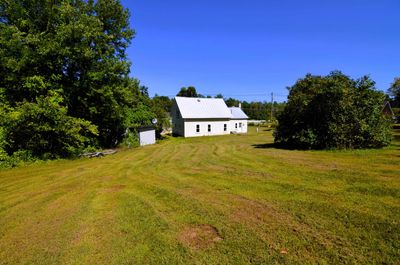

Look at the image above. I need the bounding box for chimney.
[239,102,242,109]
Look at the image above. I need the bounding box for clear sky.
[123,0,399,102]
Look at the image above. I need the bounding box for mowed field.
[0,127,399,264]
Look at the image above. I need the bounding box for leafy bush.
[0,150,35,168]
[119,130,139,148]
[124,104,155,128]
[0,126,8,161]
[274,71,392,149]
[119,103,155,147]
[1,91,98,159]
[0,0,136,148]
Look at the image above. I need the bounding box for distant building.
[172,97,248,137]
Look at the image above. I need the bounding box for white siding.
[230,119,248,134]
[183,120,231,137]
[138,129,156,146]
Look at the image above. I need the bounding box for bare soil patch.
[178,224,222,250]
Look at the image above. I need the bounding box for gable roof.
[229,107,249,119]
[175,97,232,119]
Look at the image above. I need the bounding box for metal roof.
[175,97,232,119]
[229,107,249,119]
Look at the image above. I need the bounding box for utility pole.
[270,92,274,123]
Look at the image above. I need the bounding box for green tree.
[153,95,173,113]
[388,77,400,107]
[151,95,172,132]
[1,91,98,158]
[177,86,198,97]
[0,0,149,160]
[0,0,135,147]
[225,97,240,107]
[140,86,149,98]
[274,71,392,149]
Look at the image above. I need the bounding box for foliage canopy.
[177,86,198,97]
[0,0,160,161]
[388,77,400,107]
[274,71,392,149]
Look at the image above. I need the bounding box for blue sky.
[123,0,399,102]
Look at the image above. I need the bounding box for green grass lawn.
[0,127,399,264]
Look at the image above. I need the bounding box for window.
[208,124,211,132]
[224,124,227,131]
[239,123,242,128]
[176,110,179,119]
[196,124,200,133]
[235,123,238,129]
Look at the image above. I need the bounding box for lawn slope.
[0,127,399,264]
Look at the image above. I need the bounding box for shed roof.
[229,107,249,119]
[175,97,232,119]
[137,126,156,132]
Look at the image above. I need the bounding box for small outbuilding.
[137,126,156,146]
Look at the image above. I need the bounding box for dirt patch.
[178,224,222,250]
[103,185,126,193]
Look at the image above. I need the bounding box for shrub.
[1,91,98,159]
[274,71,392,149]
[119,130,139,148]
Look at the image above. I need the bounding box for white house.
[172,96,248,137]
[229,107,249,134]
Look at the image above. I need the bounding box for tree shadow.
[392,143,400,150]
[252,143,300,150]
[252,143,276,149]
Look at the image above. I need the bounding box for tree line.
[388,78,400,117]
[176,86,286,121]
[0,0,168,166]
[0,1,398,166]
